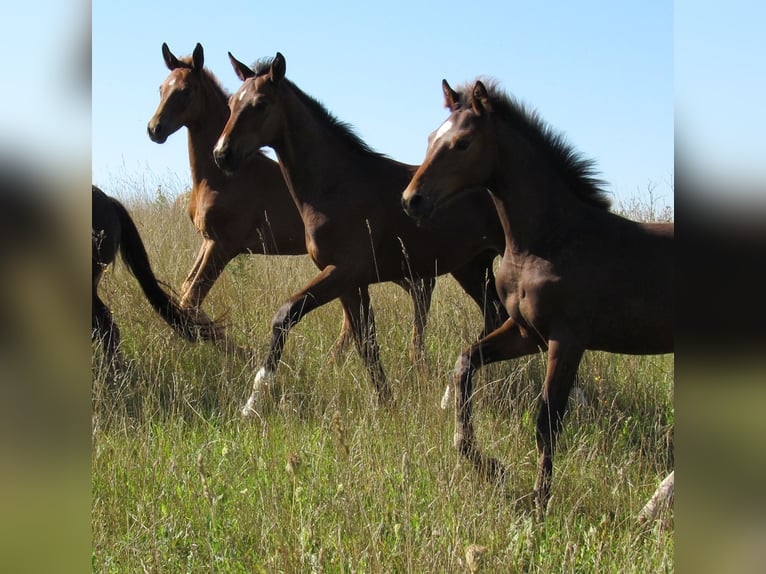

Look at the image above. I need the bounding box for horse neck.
[270,85,369,206]
[489,127,583,253]
[186,80,230,187]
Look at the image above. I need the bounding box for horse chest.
[498,257,558,330]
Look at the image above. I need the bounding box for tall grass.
[92,182,673,572]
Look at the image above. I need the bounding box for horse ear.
[192,43,204,70]
[472,81,492,115]
[162,43,183,70]
[228,52,255,81]
[270,52,286,83]
[442,79,460,111]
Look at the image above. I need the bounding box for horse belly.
[589,297,674,354]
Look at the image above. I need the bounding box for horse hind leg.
[332,276,434,367]
[92,292,122,373]
[340,286,390,404]
[404,276,434,366]
[533,336,584,512]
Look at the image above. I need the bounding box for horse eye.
[454,138,470,151]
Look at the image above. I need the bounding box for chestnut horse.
[213,53,509,416]
[402,79,674,508]
[147,43,434,361]
[92,184,219,363]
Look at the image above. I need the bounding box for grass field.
[92,182,673,572]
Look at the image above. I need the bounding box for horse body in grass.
[402,79,673,507]
[92,184,219,364]
[147,43,434,360]
[213,53,509,415]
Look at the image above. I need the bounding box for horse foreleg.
[180,239,233,314]
[453,318,543,484]
[533,335,584,511]
[179,240,207,306]
[340,286,390,403]
[179,239,259,360]
[241,265,350,417]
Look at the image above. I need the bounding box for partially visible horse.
[92,184,219,363]
[147,43,433,361]
[402,79,673,508]
[213,52,509,416]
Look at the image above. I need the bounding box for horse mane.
[252,57,391,162]
[178,55,231,104]
[178,54,268,158]
[458,79,611,210]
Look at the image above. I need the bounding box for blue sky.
[92,1,674,205]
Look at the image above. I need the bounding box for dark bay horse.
[146,43,432,361]
[92,184,220,362]
[213,53,509,416]
[402,79,674,508]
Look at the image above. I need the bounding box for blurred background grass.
[3,1,766,571]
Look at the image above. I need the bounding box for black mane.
[252,57,390,161]
[459,79,611,210]
[179,55,231,101]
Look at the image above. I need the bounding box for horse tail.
[109,197,222,342]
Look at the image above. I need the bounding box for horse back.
[504,214,673,355]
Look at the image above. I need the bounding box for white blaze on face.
[238,86,248,101]
[431,119,453,148]
[168,78,176,87]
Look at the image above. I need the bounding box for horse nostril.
[147,122,164,142]
[215,145,229,160]
[213,143,232,170]
[407,193,423,212]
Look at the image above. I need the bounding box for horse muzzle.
[146,122,168,144]
[401,189,434,223]
[212,141,239,174]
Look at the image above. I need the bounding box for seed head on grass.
[332,410,349,460]
[465,544,488,573]
[197,451,214,506]
[285,452,302,477]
